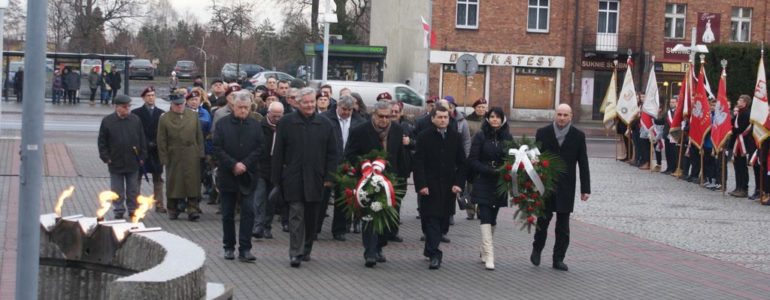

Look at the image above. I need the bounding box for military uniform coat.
[413,128,466,218]
[271,111,339,203]
[131,105,165,174]
[157,109,204,199]
[535,124,591,213]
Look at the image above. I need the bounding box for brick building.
[373,0,770,121]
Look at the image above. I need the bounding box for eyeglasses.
[374,113,390,119]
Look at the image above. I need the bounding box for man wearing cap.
[131,87,167,213]
[272,87,339,268]
[376,92,392,102]
[98,94,147,220]
[213,91,264,262]
[209,80,228,108]
[157,91,205,221]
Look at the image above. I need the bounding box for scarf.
[372,120,391,151]
[553,122,571,146]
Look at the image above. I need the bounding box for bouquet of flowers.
[497,137,565,232]
[334,149,406,234]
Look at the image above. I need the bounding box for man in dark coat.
[13,67,23,102]
[97,95,147,220]
[213,91,264,262]
[253,101,285,239]
[344,100,409,268]
[271,87,339,268]
[730,95,754,198]
[531,104,591,272]
[319,95,365,241]
[107,68,122,101]
[413,106,466,270]
[131,86,167,213]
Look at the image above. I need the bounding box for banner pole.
[650,138,654,172]
[700,148,704,185]
[674,131,685,177]
[722,150,727,195]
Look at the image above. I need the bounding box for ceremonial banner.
[601,67,618,128]
[642,59,660,117]
[616,57,639,124]
[670,65,691,132]
[711,66,732,150]
[689,63,712,149]
[749,56,769,145]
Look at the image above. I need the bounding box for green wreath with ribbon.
[334,149,407,234]
[496,137,566,232]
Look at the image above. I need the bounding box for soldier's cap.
[426,95,439,104]
[472,98,488,107]
[141,86,155,97]
[376,92,392,101]
[186,90,201,100]
[225,84,242,97]
[114,94,132,105]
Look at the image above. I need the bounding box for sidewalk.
[2,139,770,299]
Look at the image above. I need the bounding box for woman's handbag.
[456,193,471,210]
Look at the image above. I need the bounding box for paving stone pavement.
[2,139,770,299]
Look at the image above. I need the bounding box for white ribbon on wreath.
[354,159,397,209]
[508,145,545,196]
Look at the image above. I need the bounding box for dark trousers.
[288,201,321,258]
[316,187,349,235]
[66,90,77,103]
[716,153,728,186]
[89,88,97,101]
[689,148,701,178]
[735,155,749,191]
[637,138,650,164]
[111,88,119,100]
[260,178,276,231]
[703,151,716,179]
[15,88,22,102]
[362,222,387,259]
[477,204,500,225]
[665,141,679,172]
[621,135,631,159]
[533,212,570,262]
[221,191,254,253]
[421,215,446,259]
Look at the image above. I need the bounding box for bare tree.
[48,0,72,51]
[67,0,146,52]
[4,0,26,41]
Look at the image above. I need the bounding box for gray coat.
[271,111,339,203]
[88,71,100,89]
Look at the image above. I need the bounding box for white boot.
[480,225,487,264]
[481,224,494,270]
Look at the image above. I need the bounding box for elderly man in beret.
[131,86,167,213]
[98,94,147,220]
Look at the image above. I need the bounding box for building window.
[442,64,486,106]
[456,0,479,29]
[731,7,752,42]
[513,68,557,109]
[527,0,549,32]
[597,1,619,34]
[664,4,686,39]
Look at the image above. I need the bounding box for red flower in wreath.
[342,164,350,173]
[541,160,550,168]
[505,164,513,171]
[350,167,357,175]
[518,164,525,170]
[534,201,542,207]
[503,174,512,182]
[527,215,536,224]
[530,192,539,199]
[527,206,535,212]
[524,180,532,189]
[344,188,354,199]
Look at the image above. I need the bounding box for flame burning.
[131,194,155,223]
[54,186,76,217]
[96,191,119,219]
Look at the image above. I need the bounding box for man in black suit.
[530,104,590,271]
[344,100,409,267]
[319,95,365,241]
[413,106,466,270]
[131,86,167,213]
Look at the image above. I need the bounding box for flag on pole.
[750,55,769,145]
[688,62,712,149]
[601,66,618,128]
[616,57,639,124]
[421,16,435,49]
[711,64,732,151]
[670,65,691,131]
[642,57,660,117]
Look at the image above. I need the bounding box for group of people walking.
[97,78,591,271]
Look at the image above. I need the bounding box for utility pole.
[0,0,8,137]
[16,0,47,299]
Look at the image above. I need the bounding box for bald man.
[530,104,591,272]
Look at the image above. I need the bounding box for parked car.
[80,59,102,76]
[173,60,198,79]
[106,60,126,72]
[221,63,265,83]
[249,71,295,88]
[310,80,425,117]
[129,59,155,80]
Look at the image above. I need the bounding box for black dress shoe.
[365,257,377,268]
[388,235,403,243]
[429,256,441,270]
[749,192,760,200]
[440,235,451,243]
[282,224,290,232]
[420,235,425,241]
[224,250,235,260]
[376,252,387,263]
[333,234,347,241]
[168,212,179,220]
[238,251,257,262]
[530,250,541,266]
[290,256,301,268]
[188,213,200,222]
[553,261,569,271]
[263,230,274,239]
[301,254,311,262]
[449,215,455,225]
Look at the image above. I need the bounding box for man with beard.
[131,86,166,213]
[345,100,409,267]
[272,87,338,268]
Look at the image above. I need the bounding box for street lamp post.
[191,36,208,87]
[0,0,7,137]
[320,0,337,83]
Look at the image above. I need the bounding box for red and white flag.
[421,16,436,49]
[688,63,712,149]
[616,56,639,124]
[670,65,691,132]
[711,65,732,151]
[750,55,770,145]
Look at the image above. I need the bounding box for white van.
[312,80,425,116]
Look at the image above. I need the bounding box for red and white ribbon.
[353,159,398,209]
[508,145,545,196]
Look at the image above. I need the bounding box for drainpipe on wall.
[571,0,580,120]
[638,0,648,90]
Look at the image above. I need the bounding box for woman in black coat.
[467,107,513,270]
